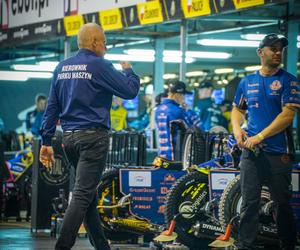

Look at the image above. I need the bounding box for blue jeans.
[55,128,110,250]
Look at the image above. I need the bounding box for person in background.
[220,100,233,132]
[39,23,140,250]
[155,80,201,160]
[196,82,214,130]
[110,96,127,131]
[231,33,300,250]
[26,94,47,136]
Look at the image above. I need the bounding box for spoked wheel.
[165,171,211,249]
[218,175,278,246]
[182,128,206,170]
[97,168,138,241]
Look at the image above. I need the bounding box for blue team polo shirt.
[233,69,300,153]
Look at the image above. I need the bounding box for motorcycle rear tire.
[97,167,138,242]
[182,128,206,170]
[218,175,279,246]
[165,171,211,249]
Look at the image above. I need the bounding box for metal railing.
[106,131,146,169]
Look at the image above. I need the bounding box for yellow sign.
[137,0,163,25]
[233,0,264,9]
[181,0,211,18]
[99,8,123,31]
[64,15,84,37]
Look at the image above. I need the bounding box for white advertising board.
[7,0,64,28]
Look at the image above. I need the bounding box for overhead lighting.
[241,34,266,40]
[38,61,59,68]
[193,82,200,87]
[186,51,231,59]
[163,57,195,63]
[125,49,155,56]
[105,53,155,62]
[105,53,194,63]
[0,71,53,81]
[197,39,260,47]
[0,71,28,81]
[245,65,261,72]
[163,73,178,80]
[241,33,300,41]
[163,50,182,57]
[125,49,232,59]
[114,43,125,48]
[26,72,53,78]
[12,61,59,72]
[186,71,205,77]
[214,68,234,74]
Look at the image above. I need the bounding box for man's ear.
[256,48,262,57]
[92,38,98,47]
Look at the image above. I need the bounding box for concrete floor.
[0,221,153,250]
[1,221,269,250]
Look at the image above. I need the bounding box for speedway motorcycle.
[164,135,300,249]
[95,130,231,242]
[96,158,186,242]
[3,149,33,220]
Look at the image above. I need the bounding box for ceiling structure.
[0,1,299,86]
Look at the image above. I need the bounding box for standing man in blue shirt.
[232,34,300,250]
[155,80,201,160]
[39,23,140,250]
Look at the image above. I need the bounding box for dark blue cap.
[169,80,192,94]
[258,33,288,49]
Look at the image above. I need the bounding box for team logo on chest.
[270,80,282,91]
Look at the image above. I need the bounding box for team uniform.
[233,69,300,249]
[110,105,127,131]
[155,99,201,160]
[26,109,44,136]
[41,48,140,250]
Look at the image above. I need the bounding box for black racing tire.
[182,128,206,169]
[218,175,242,238]
[218,175,278,243]
[165,171,210,249]
[97,168,138,241]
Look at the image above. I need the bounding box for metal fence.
[106,131,146,169]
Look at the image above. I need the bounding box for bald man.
[40,23,140,250]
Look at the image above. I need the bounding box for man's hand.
[243,135,262,150]
[39,145,55,169]
[119,61,132,70]
[233,127,248,148]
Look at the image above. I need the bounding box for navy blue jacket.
[41,49,140,146]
